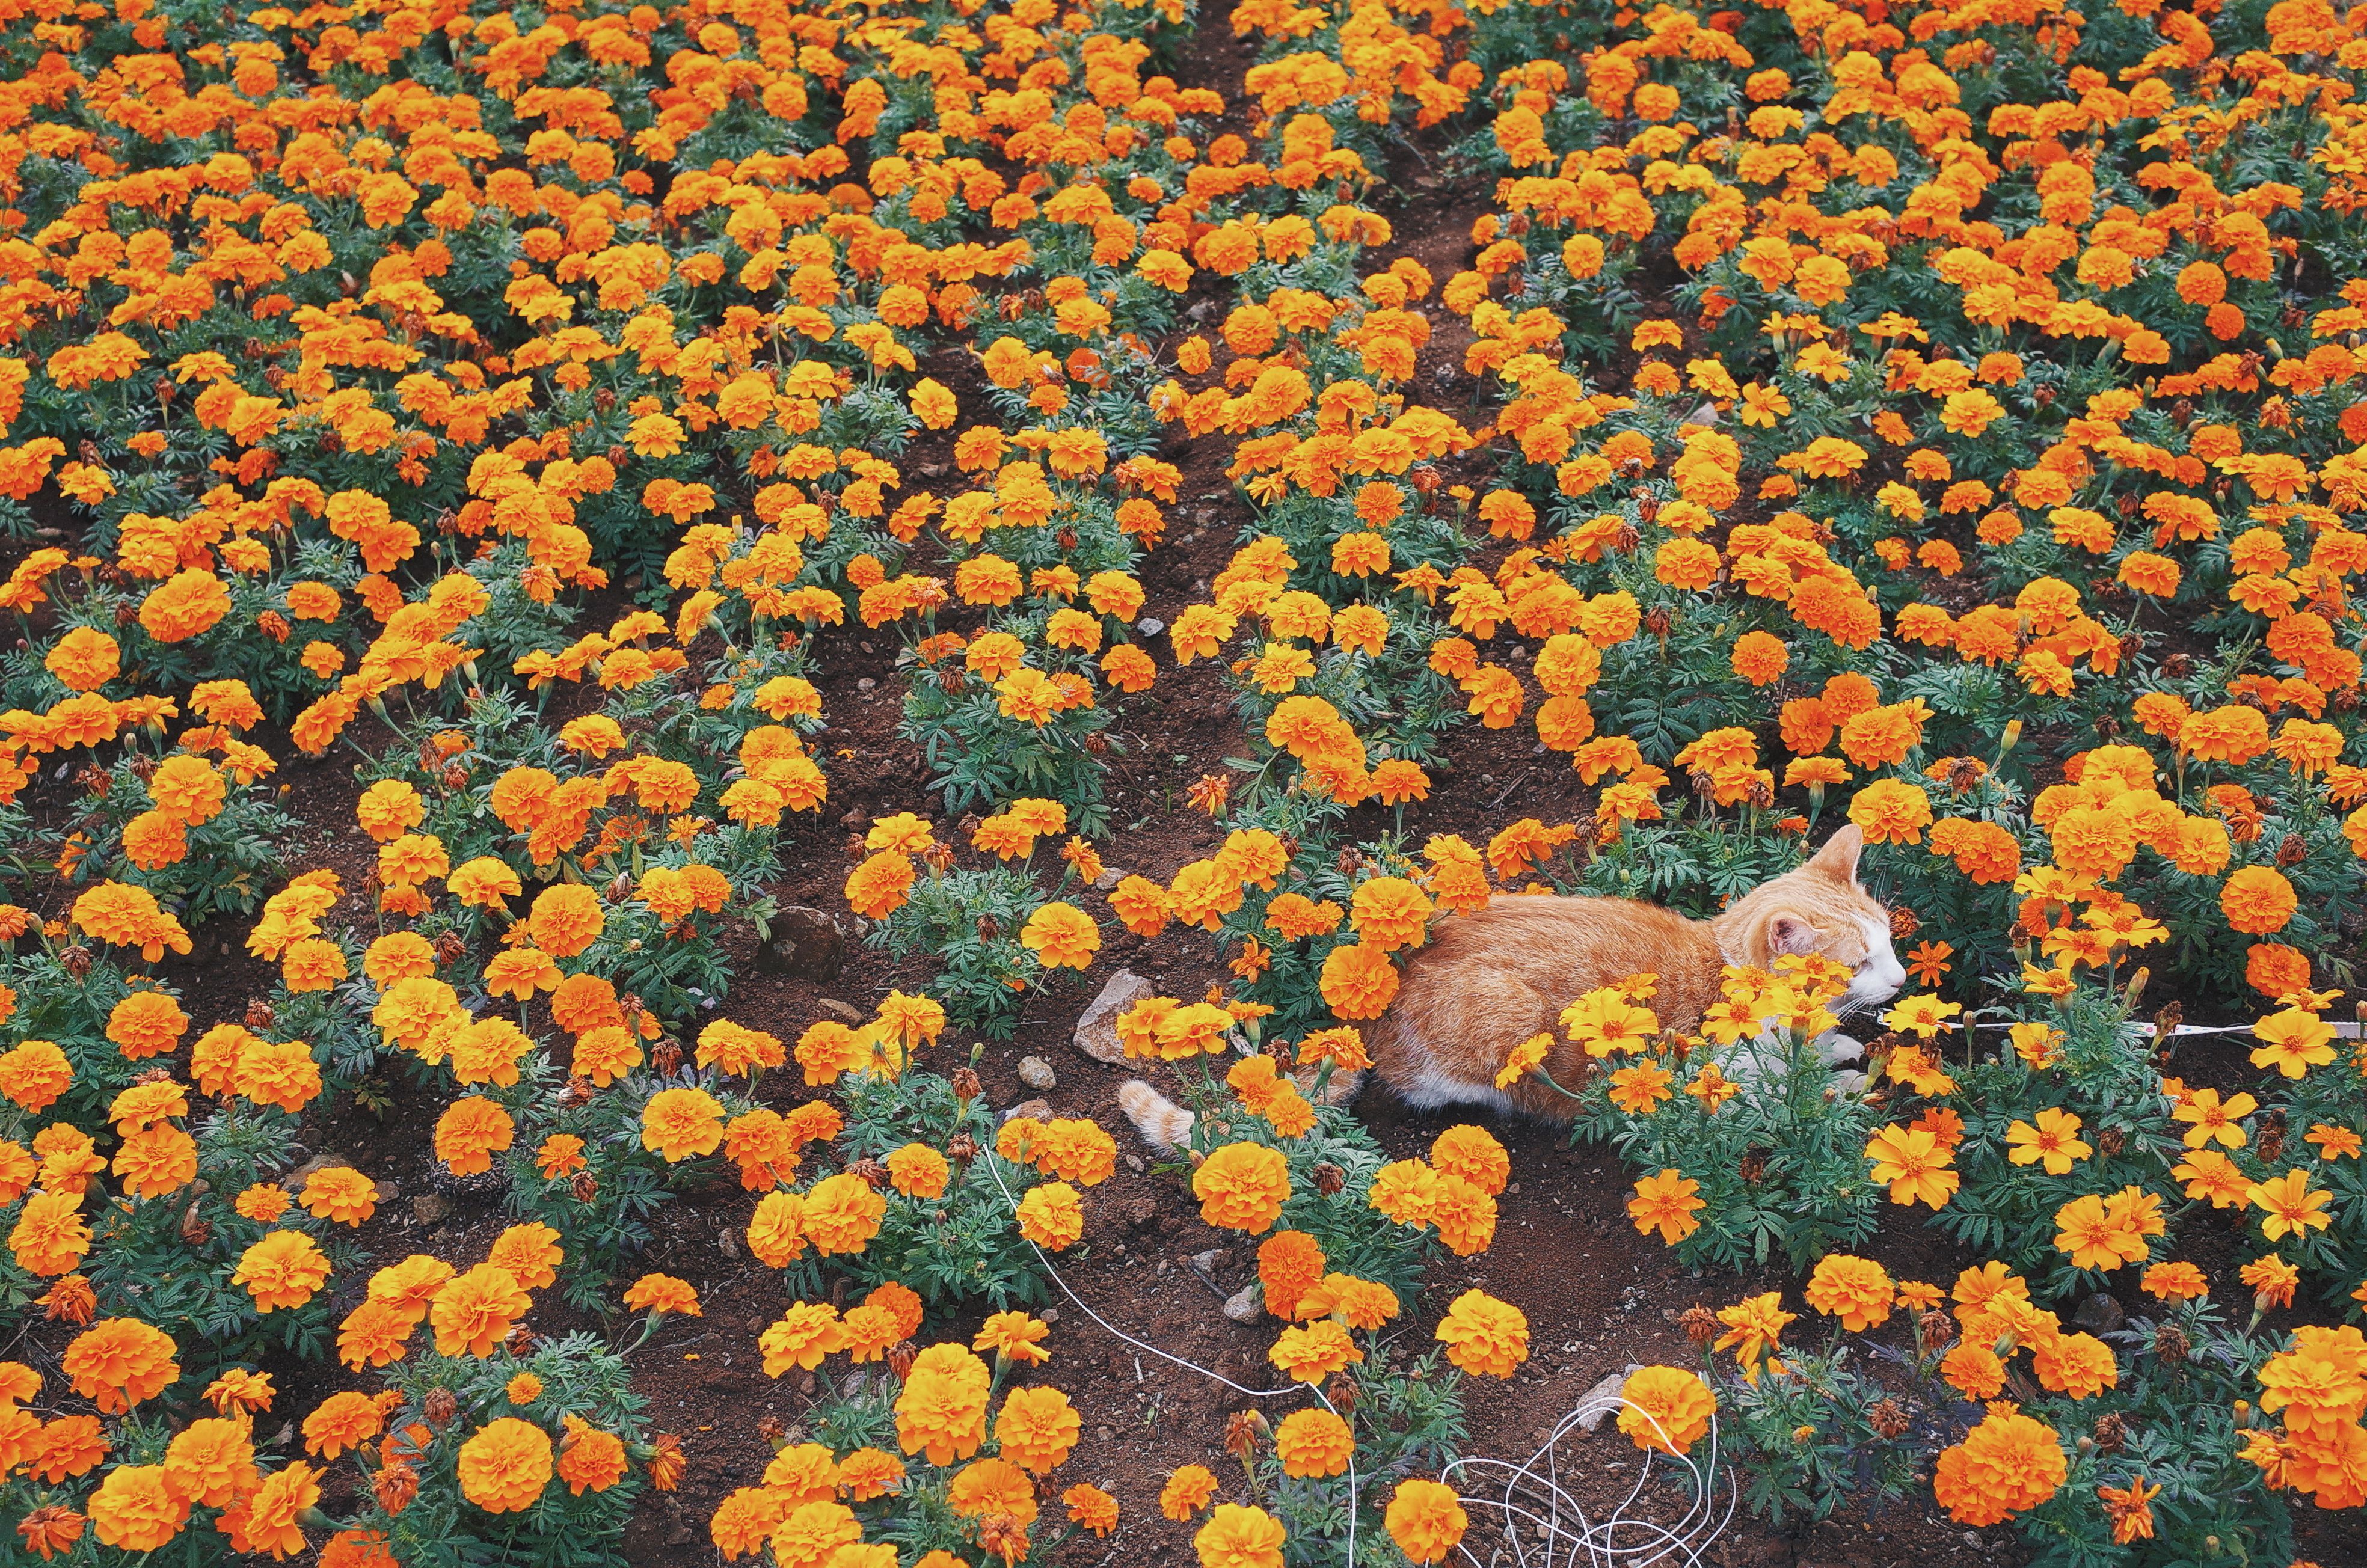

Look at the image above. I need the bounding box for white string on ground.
[978,1149,1305,1398]
[1443,1406,1734,1568]
[981,1150,1739,1568]
[1962,1018,2367,1037]
[979,1148,1362,1563]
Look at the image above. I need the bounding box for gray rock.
[1223,1282,1263,1323]
[411,1193,449,1225]
[1001,1098,1052,1124]
[1091,864,1123,890]
[1017,1056,1057,1091]
[1073,967,1156,1063]
[816,998,861,1023]
[1135,617,1164,637]
[286,1151,352,1185]
[754,905,849,982]
[1571,1370,1630,1433]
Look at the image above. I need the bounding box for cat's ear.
[1803,822,1864,884]
[1766,913,1820,957]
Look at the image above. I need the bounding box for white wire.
[978,1148,1307,1398]
[1959,1018,2366,1037]
[981,1149,1733,1568]
[979,1146,1360,1564]
[1443,1406,1735,1568]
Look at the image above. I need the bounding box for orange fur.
[1363,824,1902,1125]
[1116,1080,1195,1152]
[1118,827,1903,1150]
[1117,1065,1360,1154]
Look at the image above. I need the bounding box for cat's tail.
[1311,1067,1365,1107]
[1118,1080,1194,1153]
[1120,1067,1368,1153]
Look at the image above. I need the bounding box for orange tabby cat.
[1120,824,1903,1150]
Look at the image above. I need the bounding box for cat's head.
[1717,824,1906,1015]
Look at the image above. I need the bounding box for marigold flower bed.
[1,0,2366,1562]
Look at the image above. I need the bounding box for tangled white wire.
[979,1152,1732,1568]
[1441,1406,1734,1568]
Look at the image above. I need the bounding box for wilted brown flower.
[1223,1409,1268,1464]
[648,1433,686,1491]
[39,1274,96,1325]
[374,1461,420,1516]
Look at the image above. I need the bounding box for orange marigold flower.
[456,1418,553,1514]
[1933,1409,2065,1526]
[1193,1142,1291,1233]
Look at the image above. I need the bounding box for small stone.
[719,1227,740,1258]
[1222,1282,1262,1323]
[1017,1056,1057,1091]
[1001,1098,1052,1124]
[1188,1248,1232,1276]
[1571,1370,1628,1433]
[1073,968,1156,1063]
[754,906,849,982]
[855,677,876,691]
[373,1178,399,1203]
[1091,864,1123,890]
[1040,1306,1059,1324]
[1135,617,1165,637]
[286,1151,352,1185]
[817,998,861,1023]
[2073,1291,2126,1335]
[411,1193,449,1225]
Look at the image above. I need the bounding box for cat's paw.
[1818,1032,1865,1067]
